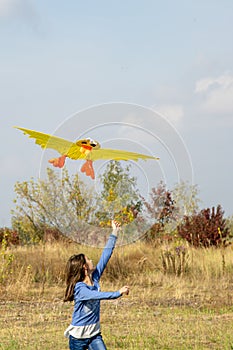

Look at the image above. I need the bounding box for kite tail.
[49,155,67,168]
[81,160,95,180]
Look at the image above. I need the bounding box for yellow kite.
[15,126,159,179]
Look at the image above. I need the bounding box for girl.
[64,220,130,350]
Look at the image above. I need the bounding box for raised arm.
[92,220,121,281]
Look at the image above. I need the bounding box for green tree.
[171,181,201,219]
[226,215,233,243]
[95,161,142,227]
[12,168,94,243]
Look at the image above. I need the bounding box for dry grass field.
[1,240,233,349]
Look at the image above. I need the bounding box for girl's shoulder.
[75,281,98,289]
[74,281,86,291]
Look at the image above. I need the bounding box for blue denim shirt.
[65,234,121,339]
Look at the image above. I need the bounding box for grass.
[1,240,233,349]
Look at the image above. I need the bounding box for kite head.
[76,138,100,154]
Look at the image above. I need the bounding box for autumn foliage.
[177,205,230,247]
[0,228,20,246]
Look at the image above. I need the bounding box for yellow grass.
[1,241,233,349]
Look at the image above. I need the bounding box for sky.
[1,0,233,227]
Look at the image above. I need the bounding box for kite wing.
[90,148,159,161]
[14,126,84,160]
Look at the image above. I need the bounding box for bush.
[177,205,230,247]
[0,228,20,246]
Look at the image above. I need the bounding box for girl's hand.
[111,220,121,236]
[119,285,130,296]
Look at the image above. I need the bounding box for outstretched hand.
[119,285,130,296]
[111,220,121,236]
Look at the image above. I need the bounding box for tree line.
[0,161,232,247]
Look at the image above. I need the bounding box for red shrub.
[0,228,20,246]
[177,205,230,247]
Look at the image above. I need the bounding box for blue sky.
[1,0,233,226]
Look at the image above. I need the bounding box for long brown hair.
[64,253,86,302]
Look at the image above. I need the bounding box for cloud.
[153,104,184,127]
[195,73,233,115]
[195,73,233,93]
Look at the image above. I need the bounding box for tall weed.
[0,231,15,284]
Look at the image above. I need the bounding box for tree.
[12,168,94,243]
[226,215,233,243]
[143,181,177,243]
[12,163,145,246]
[177,205,230,247]
[171,181,201,219]
[94,161,142,227]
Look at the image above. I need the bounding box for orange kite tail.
[48,155,67,168]
[81,160,95,179]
